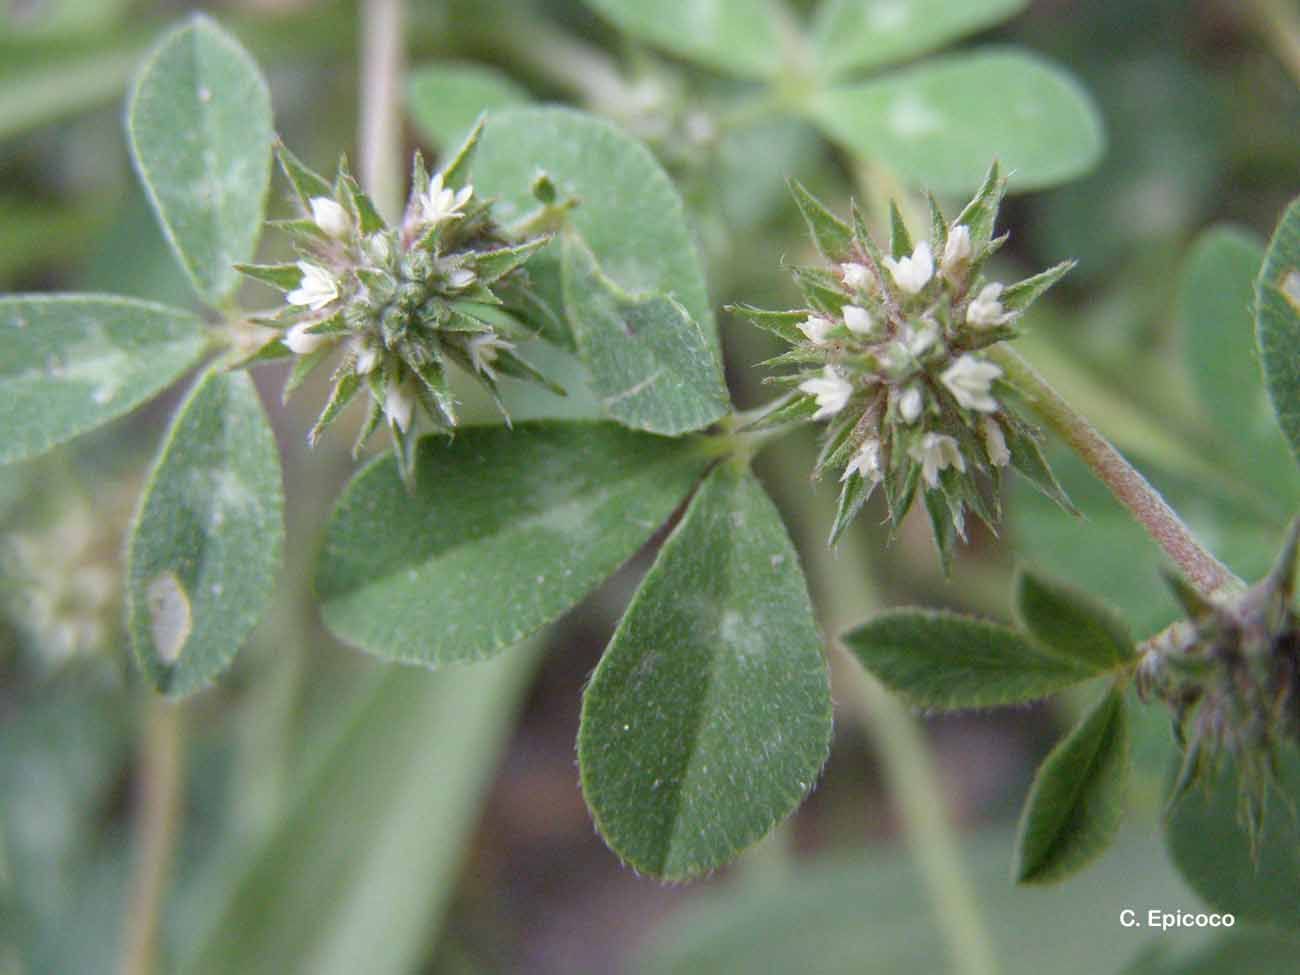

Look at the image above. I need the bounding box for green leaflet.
[809,50,1103,194]
[186,645,539,975]
[842,608,1099,710]
[470,106,716,347]
[811,0,1026,79]
[1013,567,1135,670]
[579,463,831,880]
[1181,226,1300,499]
[0,294,208,465]
[126,368,283,695]
[406,61,528,149]
[127,15,273,307]
[315,421,712,667]
[579,0,781,80]
[1255,196,1300,469]
[1014,687,1130,884]
[560,232,730,436]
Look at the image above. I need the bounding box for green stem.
[989,345,1241,597]
[764,442,998,975]
[119,697,186,975]
[359,0,405,220]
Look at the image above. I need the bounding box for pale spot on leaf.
[1283,270,1300,313]
[888,93,942,139]
[147,571,192,664]
[868,0,909,32]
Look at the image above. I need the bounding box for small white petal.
[909,432,965,488]
[897,384,923,423]
[309,197,350,239]
[468,333,516,380]
[353,339,379,375]
[842,439,882,483]
[286,261,338,311]
[798,367,854,420]
[941,224,971,272]
[365,233,392,264]
[981,416,1010,467]
[420,172,473,225]
[883,240,934,294]
[447,267,476,289]
[840,262,872,290]
[283,321,328,355]
[384,378,416,432]
[904,321,938,358]
[798,315,834,345]
[842,304,876,336]
[967,282,1012,328]
[941,354,1002,412]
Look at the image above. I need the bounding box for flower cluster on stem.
[1139,519,1300,849]
[732,163,1075,561]
[236,121,561,488]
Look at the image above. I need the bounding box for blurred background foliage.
[2,0,1299,972]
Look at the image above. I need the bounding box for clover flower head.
[1140,520,1300,850]
[237,125,561,489]
[732,163,1076,554]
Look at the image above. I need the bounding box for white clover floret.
[798,315,835,345]
[286,261,338,311]
[842,304,876,337]
[981,416,1011,467]
[883,241,934,294]
[799,367,854,420]
[283,321,329,355]
[941,224,971,273]
[310,197,350,239]
[966,282,1014,328]
[468,333,516,380]
[941,355,1002,413]
[420,172,473,226]
[909,432,965,487]
[842,439,883,483]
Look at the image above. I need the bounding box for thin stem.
[1247,0,1300,88]
[119,698,186,975]
[989,344,1242,597]
[359,0,405,221]
[764,441,998,975]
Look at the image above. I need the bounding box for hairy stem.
[764,441,998,975]
[119,698,185,975]
[989,344,1241,597]
[359,0,405,220]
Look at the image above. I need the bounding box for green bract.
[238,122,562,488]
[733,164,1073,562]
